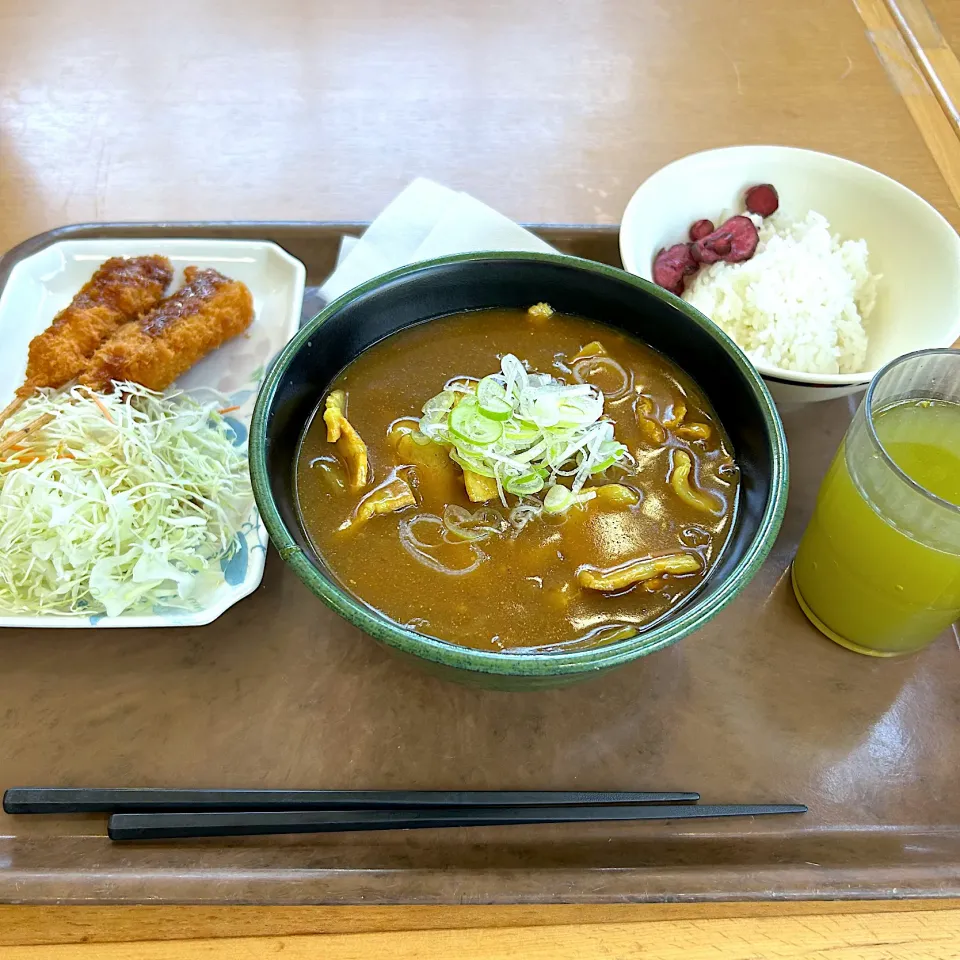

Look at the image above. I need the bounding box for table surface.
[2,0,959,246]
[1,902,959,958]
[929,0,959,49]
[2,0,960,954]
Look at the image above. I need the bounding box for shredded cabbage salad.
[0,383,252,618]
[416,354,629,504]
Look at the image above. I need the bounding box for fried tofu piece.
[676,422,712,442]
[339,477,415,530]
[445,389,500,502]
[570,340,607,363]
[394,431,448,470]
[527,302,554,320]
[577,553,700,592]
[386,419,418,449]
[324,390,348,442]
[394,432,461,502]
[594,483,640,506]
[670,450,721,514]
[391,418,495,504]
[662,398,687,430]
[323,390,369,490]
[79,267,253,392]
[635,395,666,446]
[20,256,173,396]
[464,470,499,503]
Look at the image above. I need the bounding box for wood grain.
[1,905,959,959]
[1,902,955,947]
[2,0,960,259]
[855,0,960,206]
[885,0,960,133]
[862,0,960,351]
[926,0,960,60]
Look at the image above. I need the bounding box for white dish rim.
[0,236,306,628]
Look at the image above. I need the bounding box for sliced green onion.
[416,353,628,508]
[543,485,574,513]
[508,501,542,532]
[422,390,458,417]
[589,440,629,474]
[572,355,631,399]
[444,376,480,393]
[442,504,504,542]
[448,397,504,445]
[449,449,497,478]
[512,439,548,464]
[476,376,512,420]
[543,485,598,514]
[399,514,485,575]
[503,470,545,496]
[503,419,540,445]
[501,354,528,398]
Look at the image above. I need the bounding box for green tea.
[793,399,960,656]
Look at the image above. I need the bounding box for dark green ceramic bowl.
[250,252,788,689]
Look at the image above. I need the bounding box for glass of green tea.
[792,348,960,656]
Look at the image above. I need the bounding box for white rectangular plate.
[0,238,306,628]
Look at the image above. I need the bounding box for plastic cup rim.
[864,347,960,517]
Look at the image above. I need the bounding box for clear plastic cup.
[792,348,960,656]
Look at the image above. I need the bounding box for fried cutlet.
[79,267,254,392]
[19,255,173,397]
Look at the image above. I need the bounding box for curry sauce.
[296,308,739,651]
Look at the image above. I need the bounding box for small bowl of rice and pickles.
[620,145,960,405]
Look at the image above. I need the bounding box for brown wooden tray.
[0,222,958,905]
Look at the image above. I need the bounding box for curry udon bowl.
[250,252,788,689]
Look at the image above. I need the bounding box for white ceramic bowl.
[619,145,960,405]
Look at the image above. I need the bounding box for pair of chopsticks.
[3,788,806,841]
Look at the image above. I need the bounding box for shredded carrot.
[11,453,44,464]
[0,412,55,456]
[218,405,241,415]
[92,395,115,424]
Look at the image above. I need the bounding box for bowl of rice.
[619,145,960,404]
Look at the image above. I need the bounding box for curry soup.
[295,307,739,651]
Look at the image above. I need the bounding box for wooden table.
[891,0,960,139]
[1,902,960,958]
[929,0,959,44]
[2,0,960,955]
[2,0,958,247]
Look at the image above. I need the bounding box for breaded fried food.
[80,267,254,392]
[19,255,173,397]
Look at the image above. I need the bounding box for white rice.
[682,210,879,375]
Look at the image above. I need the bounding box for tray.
[0,222,958,905]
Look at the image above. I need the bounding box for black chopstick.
[107,803,807,841]
[2,787,700,815]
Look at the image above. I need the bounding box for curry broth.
[296,308,738,651]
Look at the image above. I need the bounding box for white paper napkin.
[319,178,555,303]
